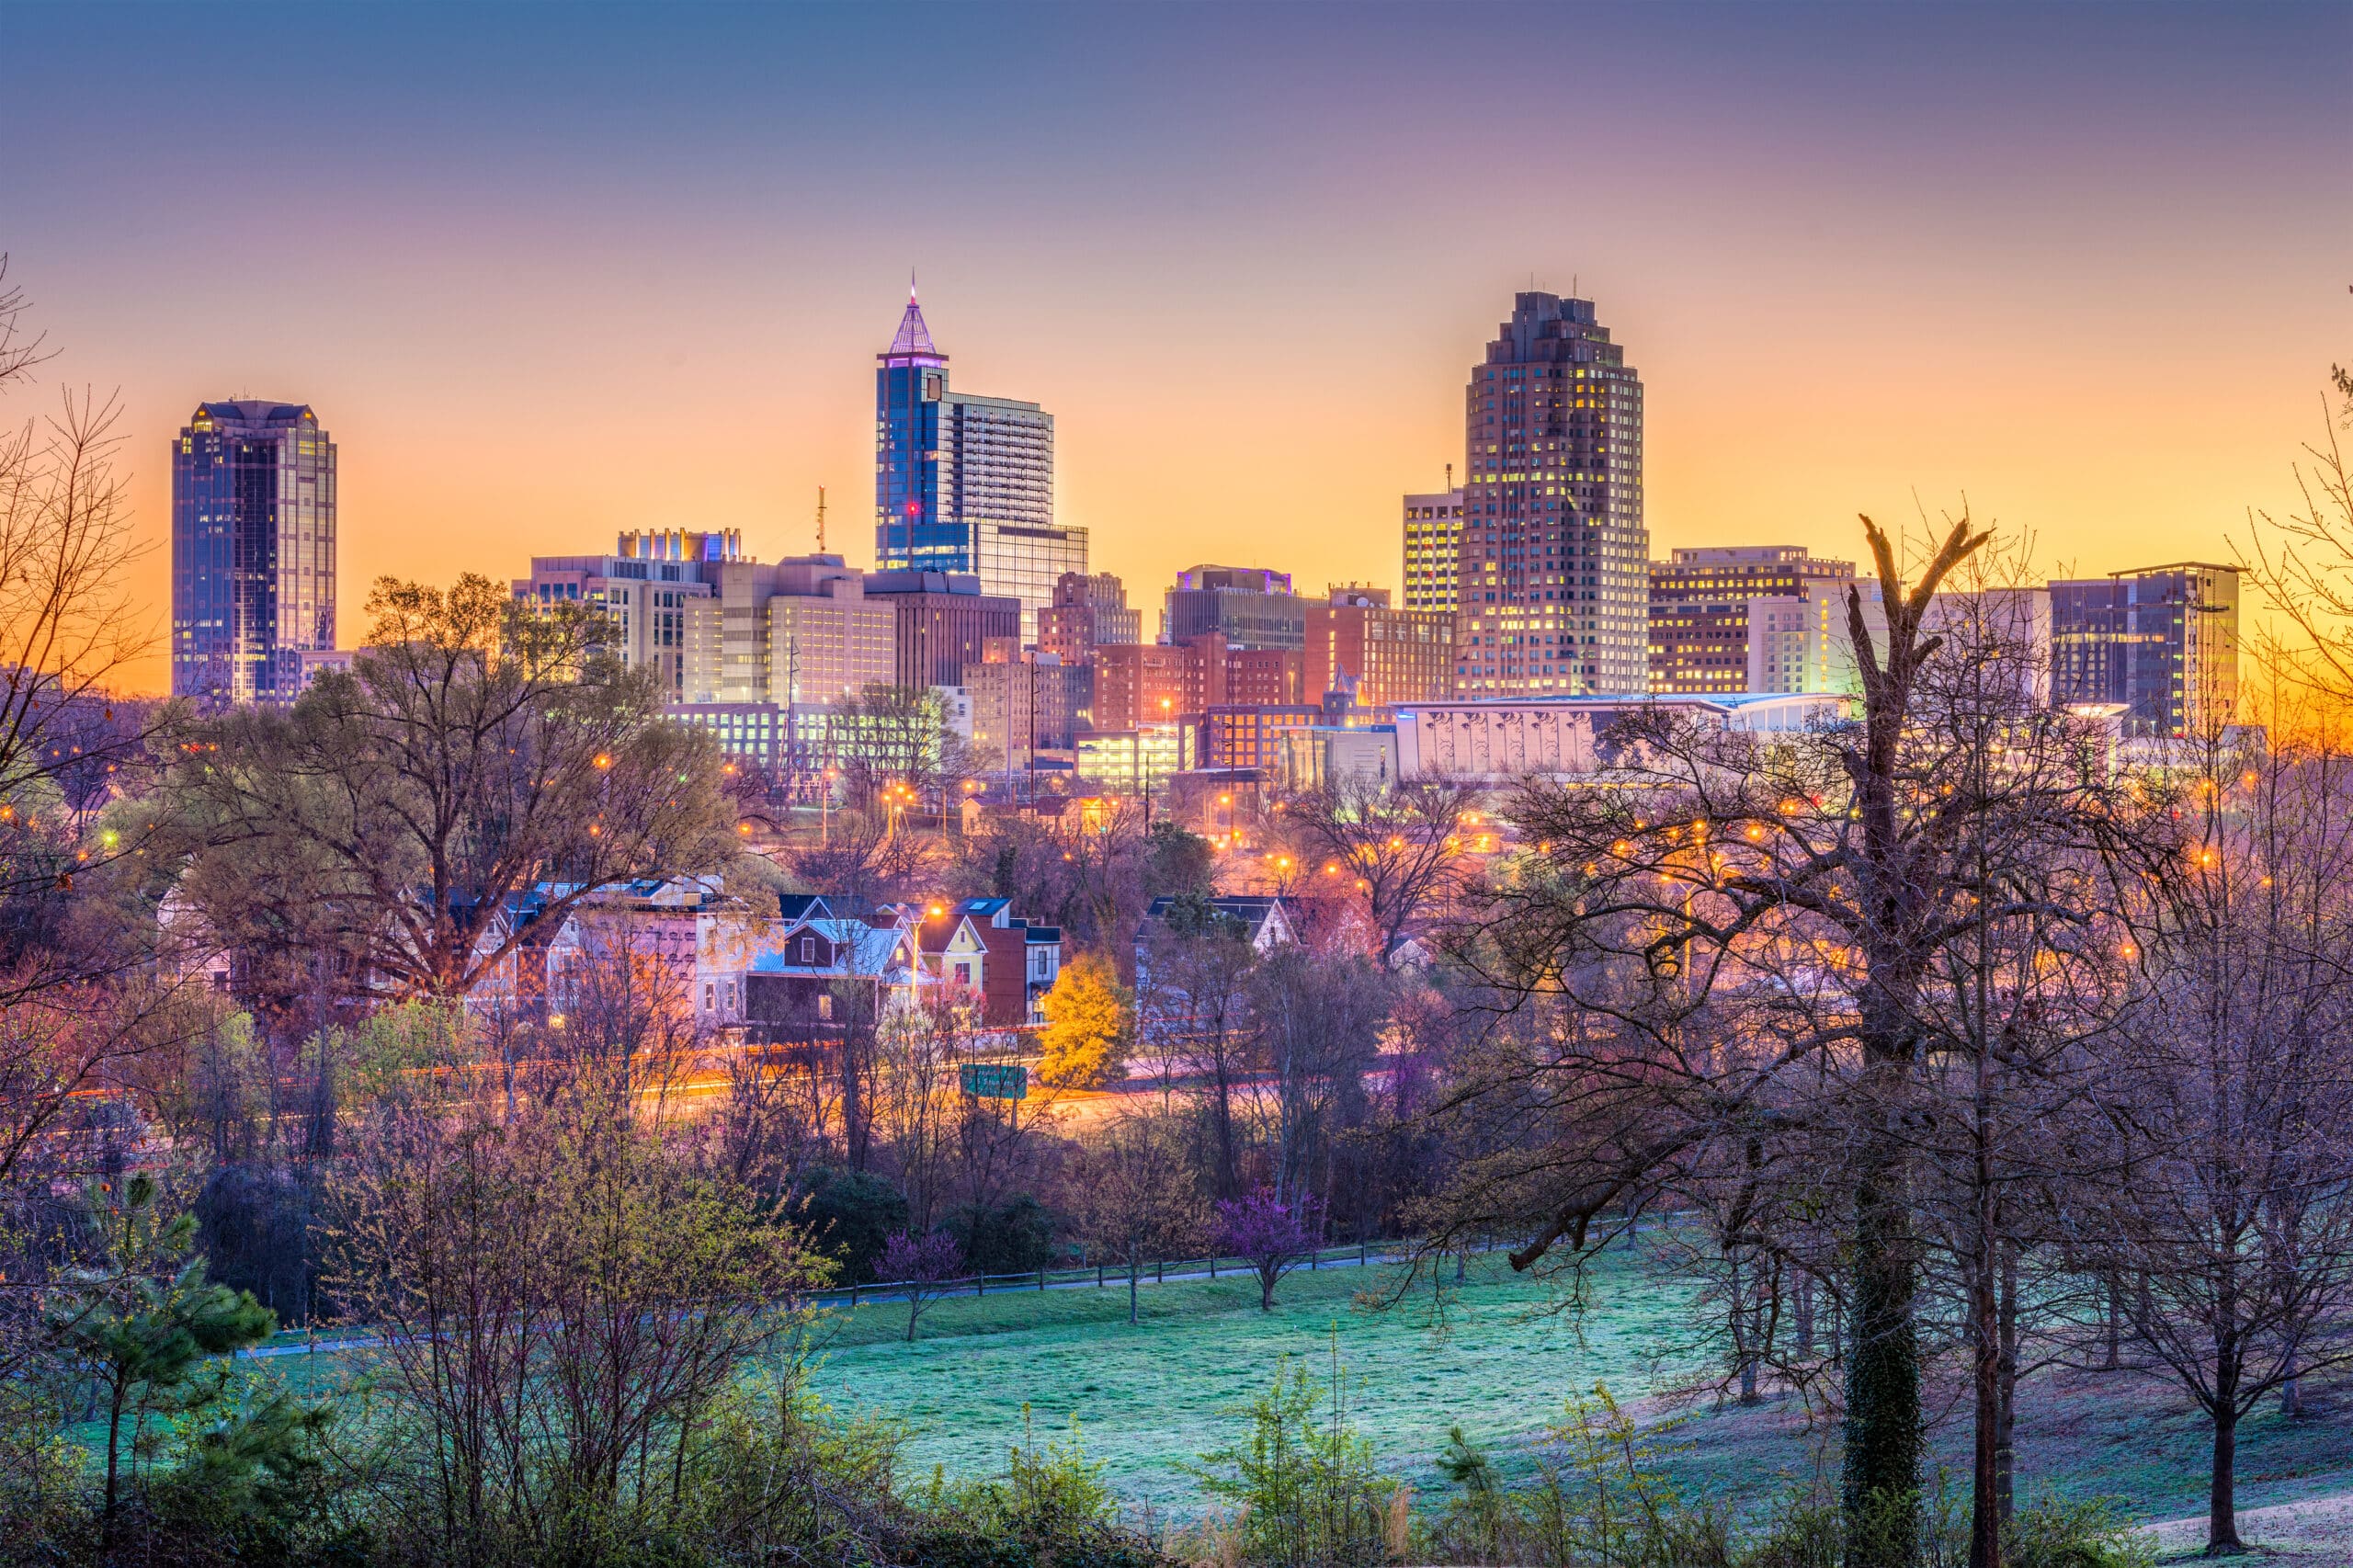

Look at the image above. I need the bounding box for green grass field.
[800,1248,2353,1540]
[804,1249,1695,1515]
[162,1243,2353,1544]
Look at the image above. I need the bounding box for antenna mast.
[815,486,827,553]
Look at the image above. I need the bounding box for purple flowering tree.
[1216,1187,1324,1311]
[875,1229,965,1342]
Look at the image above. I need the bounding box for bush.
[2007,1495,2156,1568]
[1184,1353,1398,1567]
[908,1408,1175,1568]
[799,1165,911,1282]
[1424,1384,1731,1568]
[945,1193,1059,1275]
[195,1161,324,1323]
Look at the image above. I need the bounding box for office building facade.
[961,650,1090,767]
[1647,547,1856,696]
[873,289,1084,640]
[767,558,898,706]
[1307,586,1455,709]
[1458,293,1647,696]
[517,535,897,708]
[1163,564,1305,650]
[1038,571,1142,663]
[1402,484,1466,611]
[171,401,336,703]
[864,569,1022,690]
[2051,563,2239,736]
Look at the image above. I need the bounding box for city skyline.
[5,3,2344,695]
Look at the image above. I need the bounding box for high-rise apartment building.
[1647,547,1856,696]
[873,288,1085,641]
[1038,572,1142,664]
[2051,563,2239,736]
[1402,483,1465,611]
[1458,293,1647,696]
[171,401,336,703]
[1163,565,1305,650]
[1307,586,1455,709]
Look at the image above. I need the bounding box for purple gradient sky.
[5,3,2347,688]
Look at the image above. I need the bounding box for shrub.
[799,1165,911,1282]
[945,1193,1059,1275]
[1184,1351,1395,1567]
[2006,1494,2156,1568]
[1425,1384,1733,1568]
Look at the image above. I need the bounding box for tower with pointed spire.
[873,284,1081,642]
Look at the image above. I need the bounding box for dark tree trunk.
[2209,1405,2242,1554]
[1969,1245,2001,1568]
[1845,1111,1921,1568]
[1995,1248,2018,1532]
[841,1020,872,1170]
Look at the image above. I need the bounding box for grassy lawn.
[804,1248,1693,1515]
[123,1242,2353,1541]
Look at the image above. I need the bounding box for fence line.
[821,1239,1464,1308]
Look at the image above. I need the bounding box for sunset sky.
[6,2,2347,693]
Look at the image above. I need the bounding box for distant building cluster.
[166,282,2242,798]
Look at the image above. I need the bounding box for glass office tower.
[2051,563,2239,736]
[171,401,335,703]
[873,288,1081,640]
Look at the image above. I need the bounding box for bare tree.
[1074,1109,1207,1323]
[2072,732,2353,1555]
[328,1076,824,1562]
[787,806,934,908]
[1438,516,2158,1565]
[1283,777,1483,967]
[2238,373,2353,703]
[1136,899,1263,1199]
[182,575,739,1000]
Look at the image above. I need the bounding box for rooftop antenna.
[1445,461,1453,491]
[815,485,827,553]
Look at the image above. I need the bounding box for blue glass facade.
[874,291,1075,639]
[875,294,960,573]
[171,401,336,703]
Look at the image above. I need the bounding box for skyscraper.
[171,401,336,703]
[2051,563,2239,736]
[873,287,1084,641]
[1457,293,1647,696]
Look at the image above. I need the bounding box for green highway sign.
[960,1062,1029,1100]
